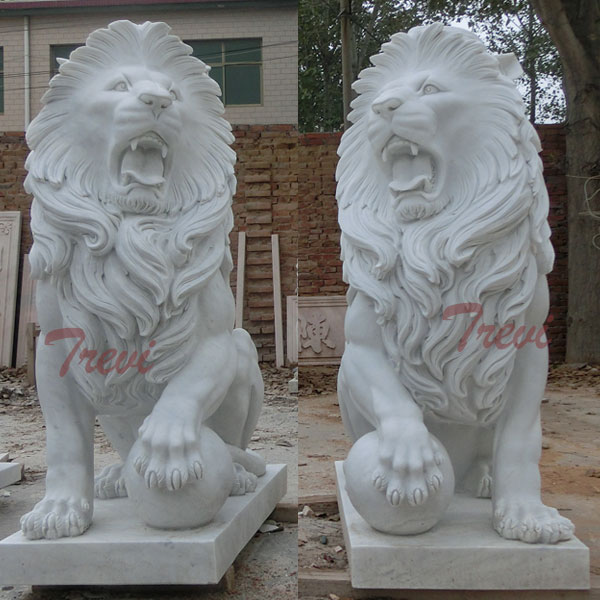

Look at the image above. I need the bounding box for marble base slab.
[0,462,22,488]
[0,463,286,586]
[335,461,590,590]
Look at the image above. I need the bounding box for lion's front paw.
[464,458,493,498]
[20,497,92,540]
[133,413,203,491]
[230,463,258,496]
[94,463,128,499]
[373,419,444,506]
[493,498,575,544]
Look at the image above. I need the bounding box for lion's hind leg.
[94,414,144,499]
[94,463,128,499]
[463,427,494,499]
[208,328,266,495]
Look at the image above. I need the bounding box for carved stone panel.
[293,296,347,366]
[0,212,22,367]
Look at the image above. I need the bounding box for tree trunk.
[530,0,600,363]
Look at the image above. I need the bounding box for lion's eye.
[112,81,128,92]
[169,89,179,101]
[422,83,440,95]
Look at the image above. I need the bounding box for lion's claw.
[21,497,92,540]
[413,488,425,505]
[429,474,442,492]
[390,489,401,506]
[231,463,258,496]
[464,458,493,498]
[493,498,574,544]
[132,412,204,491]
[373,419,444,507]
[95,463,128,499]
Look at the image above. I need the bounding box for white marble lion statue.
[337,23,574,544]
[21,20,265,539]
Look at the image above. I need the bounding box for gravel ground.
[0,365,297,600]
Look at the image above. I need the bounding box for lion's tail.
[227,444,267,477]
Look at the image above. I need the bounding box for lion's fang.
[131,140,138,152]
[161,145,168,159]
[410,143,418,156]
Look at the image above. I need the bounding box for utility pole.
[340,0,353,129]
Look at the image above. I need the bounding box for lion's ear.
[497,53,524,80]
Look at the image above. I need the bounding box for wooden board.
[16,253,37,367]
[235,231,246,329]
[286,295,298,364]
[298,569,599,599]
[0,212,22,366]
[271,234,284,368]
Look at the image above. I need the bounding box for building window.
[186,39,262,106]
[50,44,82,78]
[0,48,4,114]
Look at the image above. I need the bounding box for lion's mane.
[26,21,236,409]
[336,24,554,425]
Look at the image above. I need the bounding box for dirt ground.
[298,364,600,594]
[0,365,298,600]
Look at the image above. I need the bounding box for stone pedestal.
[335,462,590,590]
[0,464,286,586]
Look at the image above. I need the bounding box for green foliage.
[298,0,565,131]
[299,0,343,132]
[428,0,564,123]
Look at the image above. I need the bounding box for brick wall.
[230,124,298,362]
[298,132,344,296]
[0,125,571,362]
[0,132,30,260]
[539,125,568,362]
[298,126,569,363]
[0,125,298,363]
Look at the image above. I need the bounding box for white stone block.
[0,463,285,586]
[0,462,22,488]
[336,462,590,590]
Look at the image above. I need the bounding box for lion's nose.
[372,96,403,117]
[138,91,172,117]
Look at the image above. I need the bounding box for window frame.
[49,43,83,79]
[185,38,263,108]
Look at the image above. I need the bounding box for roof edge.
[0,0,297,16]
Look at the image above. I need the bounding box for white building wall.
[0,4,297,131]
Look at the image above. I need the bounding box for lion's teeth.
[131,139,138,152]
[424,178,433,192]
[161,145,168,159]
[410,143,418,156]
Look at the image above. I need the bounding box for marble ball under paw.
[343,430,455,535]
[123,425,235,530]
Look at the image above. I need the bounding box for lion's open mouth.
[382,137,436,197]
[119,132,168,189]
